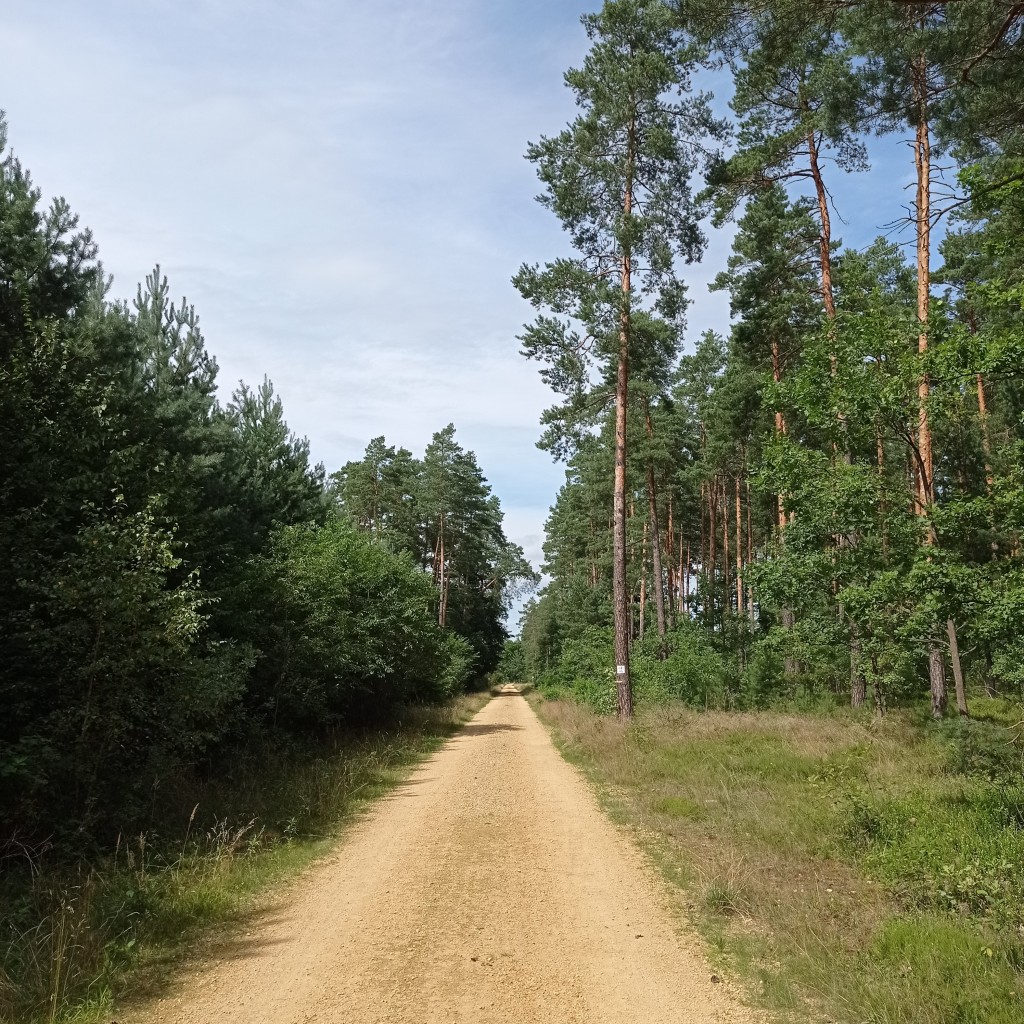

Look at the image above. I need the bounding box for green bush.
[632,624,730,708]
[535,622,730,713]
[241,516,464,725]
[536,626,616,712]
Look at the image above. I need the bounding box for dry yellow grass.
[535,696,1024,1024]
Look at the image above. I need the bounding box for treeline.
[332,428,537,670]
[516,0,1024,716]
[0,115,531,851]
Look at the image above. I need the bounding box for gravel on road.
[128,692,757,1024]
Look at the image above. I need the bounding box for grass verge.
[533,695,1024,1024]
[0,693,490,1024]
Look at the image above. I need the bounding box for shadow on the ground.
[459,721,522,737]
[116,902,300,1012]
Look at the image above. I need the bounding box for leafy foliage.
[0,113,526,852]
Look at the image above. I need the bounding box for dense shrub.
[239,518,460,727]
[632,625,730,707]
[0,120,506,853]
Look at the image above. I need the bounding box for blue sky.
[2,1,926,592]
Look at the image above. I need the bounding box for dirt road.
[130,693,756,1024]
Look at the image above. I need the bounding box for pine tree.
[514,0,725,716]
[225,376,328,551]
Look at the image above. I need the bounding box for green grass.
[534,695,1024,1024]
[0,693,490,1024]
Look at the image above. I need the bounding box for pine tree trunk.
[914,76,935,522]
[722,477,731,617]
[647,468,667,637]
[929,644,948,718]
[877,422,890,560]
[976,373,994,494]
[770,339,796,672]
[975,372,1000,558]
[708,479,717,629]
[437,519,447,628]
[644,409,667,637]
[813,125,867,703]
[683,541,690,617]
[771,338,789,531]
[666,492,676,627]
[734,475,744,617]
[912,49,947,717]
[745,476,755,621]
[807,129,837,322]
[612,152,634,719]
[638,539,647,639]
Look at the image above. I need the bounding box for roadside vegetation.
[535,691,1024,1023]
[0,694,490,1024]
[0,106,530,1024]
[517,4,1024,1015]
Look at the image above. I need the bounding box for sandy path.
[129,693,755,1024]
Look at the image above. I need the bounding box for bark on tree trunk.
[684,541,690,617]
[975,371,1000,558]
[638,532,647,640]
[612,153,634,719]
[437,520,447,628]
[746,476,755,621]
[771,338,796,673]
[734,475,744,619]
[813,125,867,705]
[708,480,717,629]
[877,422,890,560]
[807,129,837,321]
[977,372,994,493]
[434,516,446,626]
[914,67,935,524]
[647,471,667,637]
[929,643,948,718]
[666,492,676,628]
[948,618,969,717]
[722,477,731,617]
[644,410,667,638]
[771,338,789,533]
[912,49,947,717]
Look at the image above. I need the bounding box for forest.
[513,0,1024,720]
[0,114,533,851]
[3,0,1024,1021]
[503,5,1024,1019]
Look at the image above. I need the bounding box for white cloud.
[1,1,599,580]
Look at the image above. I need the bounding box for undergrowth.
[0,693,489,1024]
[535,693,1024,1024]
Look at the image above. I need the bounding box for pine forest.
[3,2,1024,1023]
[516,0,1024,724]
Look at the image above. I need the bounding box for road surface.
[129,692,756,1024]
